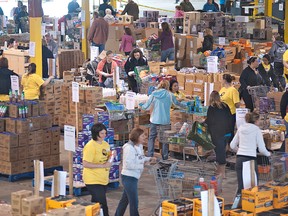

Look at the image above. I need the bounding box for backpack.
[276,45,287,59]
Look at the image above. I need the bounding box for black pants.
[220,4,226,12]
[128,77,139,93]
[236,155,258,194]
[241,89,254,111]
[212,136,228,164]
[274,62,286,89]
[86,184,109,216]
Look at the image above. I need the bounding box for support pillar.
[82,0,90,59]
[285,2,288,43]
[28,0,43,77]
[264,0,272,17]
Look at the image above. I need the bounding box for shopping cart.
[149,160,218,215]
[257,152,288,183]
[248,86,271,129]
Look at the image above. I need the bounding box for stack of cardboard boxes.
[253,18,273,40]
[183,12,201,35]
[0,101,61,175]
[11,190,44,216]
[41,80,63,126]
[57,50,85,78]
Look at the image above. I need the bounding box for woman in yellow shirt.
[219,74,240,138]
[21,63,53,100]
[169,80,186,101]
[83,123,112,216]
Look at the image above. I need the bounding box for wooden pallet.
[0,166,63,182]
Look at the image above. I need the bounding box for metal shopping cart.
[257,152,288,183]
[149,160,218,216]
[248,86,271,129]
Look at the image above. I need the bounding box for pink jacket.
[119,34,134,52]
[174,9,184,18]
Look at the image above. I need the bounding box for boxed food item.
[242,185,273,214]
[0,132,18,148]
[266,182,288,209]
[11,190,33,215]
[21,196,44,216]
[162,198,194,216]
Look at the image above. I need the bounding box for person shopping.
[230,112,271,194]
[280,87,288,152]
[239,57,263,111]
[124,48,148,93]
[83,123,113,216]
[202,28,214,53]
[219,74,240,138]
[206,91,233,178]
[96,50,117,88]
[115,128,156,216]
[21,63,54,100]
[139,80,186,159]
[119,27,134,56]
[150,22,174,62]
[169,80,186,101]
[258,54,278,89]
[0,57,18,101]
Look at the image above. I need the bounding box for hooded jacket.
[268,41,287,63]
[180,1,195,12]
[121,1,139,21]
[121,140,151,179]
[140,89,185,125]
[230,123,271,157]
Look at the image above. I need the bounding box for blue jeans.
[161,48,175,62]
[115,175,139,216]
[148,123,169,159]
[92,42,105,54]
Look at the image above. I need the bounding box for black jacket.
[202,35,214,52]
[99,3,116,16]
[280,90,288,119]
[0,68,18,95]
[206,103,233,140]
[240,66,263,90]
[124,56,147,93]
[42,45,54,78]
[258,64,278,88]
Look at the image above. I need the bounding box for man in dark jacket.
[180,0,195,12]
[42,45,54,79]
[0,57,18,101]
[124,48,148,93]
[121,0,139,21]
[269,35,287,89]
[99,0,116,16]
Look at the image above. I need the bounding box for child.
[104,8,115,24]
[119,27,134,56]
[174,5,184,18]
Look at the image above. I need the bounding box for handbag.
[187,121,215,150]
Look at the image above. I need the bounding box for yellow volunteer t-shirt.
[284,50,288,81]
[83,140,110,185]
[219,86,240,115]
[174,91,186,101]
[0,95,9,101]
[21,73,44,100]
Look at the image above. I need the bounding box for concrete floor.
[0,138,238,215]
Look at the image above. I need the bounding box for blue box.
[82,114,95,131]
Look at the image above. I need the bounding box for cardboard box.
[11,190,33,215]
[242,186,274,214]
[185,74,195,83]
[50,141,60,155]
[0,146,18,161]
[229,209,254,216]
[19,133,29,147]
[16,119,30,134]
[5,118,16,133]
[0,132,18,148]
[185,82,193,93]
[21,196,44,216]
[45,197,76,211]
[169,144,183,153]
[176,72,186,84]
[192,83,204,92]
[0,118,5,132]
[183,12,201,24]
[186,37,204,53]
[162,198,193,216]
[266,182,288,209]
[255,19,265,29]
[40,115,53,129]
[175,34,187,50]
[29,116,41,131]
[144,28,158,38]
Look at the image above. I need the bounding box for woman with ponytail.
[230,112,271,194]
